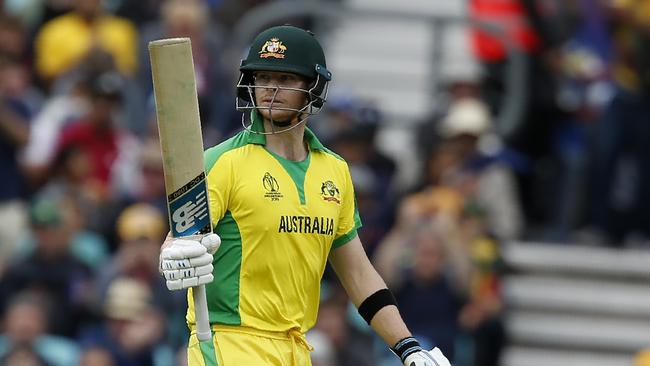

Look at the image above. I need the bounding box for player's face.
[253,71,309,122]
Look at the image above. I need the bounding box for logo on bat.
[259,38,287,59]
[321,180,340,204]
[169,178,211,236]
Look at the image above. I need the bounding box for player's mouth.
[261,98,283,104]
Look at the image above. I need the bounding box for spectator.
[328,122,397,255]
[434,97,524,242]
[130,138,167,213]
[455,224,506,366]
[0,345,50,366]
[102,203,166,284]
[0,56,32,271]
[0,292,80,366]
[0,195,95,337]
[96,203,185,347]
[79,277,167,366]
[54,71,141,237]
[79,347,115,366]
[583,0,650,246]
[34,0,138,85]
[374,218,469,360]
[138,0,233,141]
[413,98,523,242]
[34,144,110,264]
[0,14,30,65]
[313,298,375,366]
[22,71,92,185]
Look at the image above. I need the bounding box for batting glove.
[403,348,451,366]
[160,233,221,291]
[393,337,452,366]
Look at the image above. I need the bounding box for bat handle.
[193,284,212,341]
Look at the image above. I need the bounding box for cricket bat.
[148,38,214,352]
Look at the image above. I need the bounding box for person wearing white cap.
[437,97,524,242]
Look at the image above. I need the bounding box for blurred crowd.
[1,0,650,365]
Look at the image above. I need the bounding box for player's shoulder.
[315,146,349,168]
[204,131,250,172]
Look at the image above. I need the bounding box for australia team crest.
[321,180,340,204]
[259,38,287,59]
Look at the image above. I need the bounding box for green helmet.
[240,25,331,81]
[237,25,332,115]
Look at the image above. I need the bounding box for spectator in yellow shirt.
[34,0,137,84]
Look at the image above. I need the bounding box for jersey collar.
[245,110,325,151]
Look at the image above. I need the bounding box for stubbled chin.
[259,109,293,119]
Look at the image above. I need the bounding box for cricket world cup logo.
[263,172,283,201]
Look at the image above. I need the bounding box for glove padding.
[403,347,452,366]
[160,233,221,291]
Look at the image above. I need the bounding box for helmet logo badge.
[259,38,287,59]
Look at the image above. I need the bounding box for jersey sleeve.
[331,164,362,250]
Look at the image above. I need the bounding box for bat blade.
[148,38,211,238]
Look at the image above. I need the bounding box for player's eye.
[254,74,272,86]
[280,75,301,86]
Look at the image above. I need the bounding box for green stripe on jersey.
[265,148,311,205]
[206,211,242,325]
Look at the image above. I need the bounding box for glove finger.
[188,253,213,267]
[166,279,184,291]
[201,233,221,253]
[194,263,213,276]
[197,273,214,285]
[163,264,212,280]
[182,277,199,288]
[429,348,451,366]
[161,258,192,270]
[164,269,180,280]
[162,240,207,260]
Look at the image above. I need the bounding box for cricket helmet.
[236,25,332,133]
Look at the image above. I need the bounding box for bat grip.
[193,285,212,341]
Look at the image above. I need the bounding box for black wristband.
[392,336,423,363]
[357,288,397,325]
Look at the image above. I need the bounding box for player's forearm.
[369,303,412,346]
[347,266,412,346]
[337,262,412,346]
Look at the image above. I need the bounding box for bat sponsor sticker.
[168,173,212,237]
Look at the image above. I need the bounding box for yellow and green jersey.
[187,113,361,334]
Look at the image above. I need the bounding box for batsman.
[159,25,452,366]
